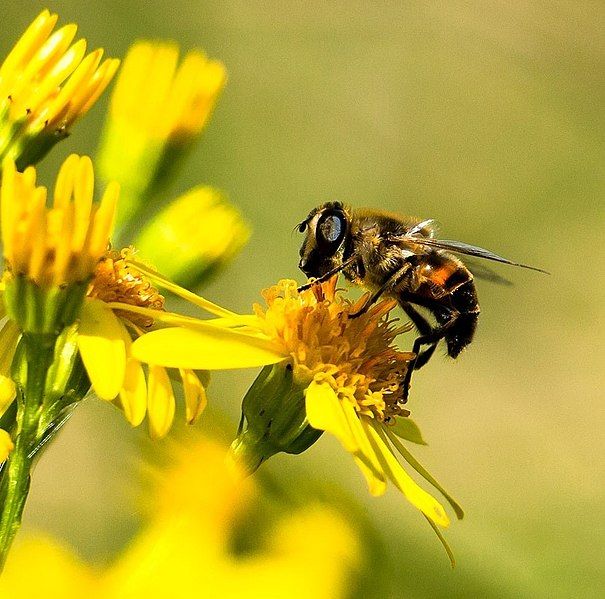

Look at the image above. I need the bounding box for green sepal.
[13,128,69,171]
[3,274,88,335]
[39,323,91,434]
[389,416,427,445]
[0,116,69,171]
[231,363,323,474]
[386,429,464,520]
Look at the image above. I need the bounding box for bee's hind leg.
[400,303,454,402]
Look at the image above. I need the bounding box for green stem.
[0,334,56,571]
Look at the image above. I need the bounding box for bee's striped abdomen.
[419,255,480,358]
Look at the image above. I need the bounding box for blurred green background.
[3,1,604,597]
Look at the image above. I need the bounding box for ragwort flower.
[130,274,463,544]
[97,40,227,225]
[81,248,208,438]
[1,154,118,333]
[132,186,250,288]
[0,438,362,598]
[0,156,206,439]
[0,10,119,169]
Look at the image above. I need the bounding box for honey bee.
[297,202,547,400]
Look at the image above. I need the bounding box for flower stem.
[0,333,56,571]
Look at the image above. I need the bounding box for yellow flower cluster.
[0,10,119,164]
[108,41,226,142]
[0,438,362,598]
[1,155,118,289]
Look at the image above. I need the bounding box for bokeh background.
[2,1,604,597]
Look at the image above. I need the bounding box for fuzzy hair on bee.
[297,202,547,400]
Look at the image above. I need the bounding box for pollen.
[254,278,413,421]
[88,248,165,328]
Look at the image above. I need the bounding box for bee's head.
[297,202,350,278]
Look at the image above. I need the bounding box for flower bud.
[132,186,249,288]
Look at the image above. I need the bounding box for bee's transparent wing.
[403,236,549,274]
[462,258,514,286]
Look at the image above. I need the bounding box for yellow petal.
[306,380,387,494]
[365,421,450,528]
[0,376,16,418]
[353,456,387,497]
[119,357,147,426]
[77,299,126,400]
[70,57,121,120]
[340,402,387,495]
[147,365,175,439]
[132,326,285,370]
[179,369,207,424]
[0,11,57,82]
[305,380,357,453]
[126,260,237,318]
[386,428,464,520]
[0,430,14,462]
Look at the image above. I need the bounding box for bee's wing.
[462,258,514,286]
[404,236,549,274]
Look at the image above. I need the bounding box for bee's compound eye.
[318,214,343,243]
[297,221,307,233]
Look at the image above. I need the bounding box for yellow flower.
[0,438,362,598]
[0,10,119,168]
[1,155,117,290]
[128,273,464,551]
[0,537,95,598]
[0,156,204,438]
[132,186,250,288]
[108,41,226,143]
[97,40,227,224]
[75,249,209,439]
[1,155,118,332]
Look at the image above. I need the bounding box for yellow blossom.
[1,155,118,290]
[108,41,225,143]
[0,10,119,168]
[76,249,208,438]
[127,271,464,552]
[133,186,250,288]
[0,157,205,437]
[0,154,117,334]
[97,40,227,224]
[0,438,362,598]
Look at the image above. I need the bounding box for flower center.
[256,278,413,421]
[88,248,164,328]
